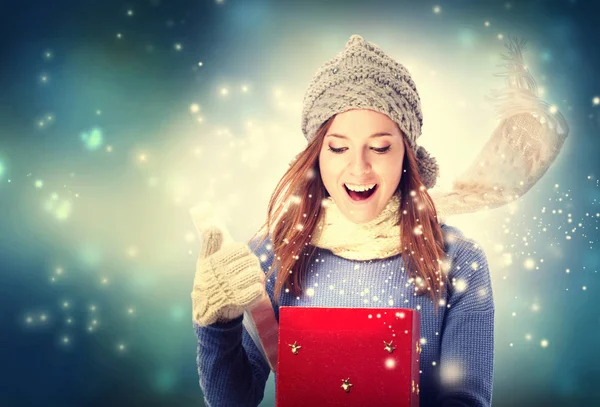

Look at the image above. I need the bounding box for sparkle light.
[190,104,200,113]
[524,258,536,270]
[174,43,182,51]
[454,279,467,293]
[440,361,463,385]
[433,5,441,14]
[593,96,599,105]
[80,127,104,151]
[540,339,549,348]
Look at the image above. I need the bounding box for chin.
[344,209,380,225]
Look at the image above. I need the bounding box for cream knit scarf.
[309,194,403,261]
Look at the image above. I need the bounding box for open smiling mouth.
[344,184,378,202]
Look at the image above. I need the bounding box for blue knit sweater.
[193,223,494,406]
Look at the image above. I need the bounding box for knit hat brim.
[303,83,438,189]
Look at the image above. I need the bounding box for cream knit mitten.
[191,227,266,326]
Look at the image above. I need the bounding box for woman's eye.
[328,146,391,154]
[372,146,391,153]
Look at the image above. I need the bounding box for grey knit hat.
[300,34,439,189]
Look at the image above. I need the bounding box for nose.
[348,150,372,177]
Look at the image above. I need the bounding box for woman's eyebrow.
[325,132,394,139]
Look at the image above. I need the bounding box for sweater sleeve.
[436,236,495,407]
[193,316,271,407]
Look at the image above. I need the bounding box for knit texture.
[300,34,439,189]
[310,193,404,260]
[429,38,568,222]
[193,224,494,406]
[192,241,266,326]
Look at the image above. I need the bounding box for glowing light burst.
[43,193,73,221]
[523,258,536,270]
[80,127,104,151]
[440,361,464,385]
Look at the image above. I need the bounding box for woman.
[191,34,501,407]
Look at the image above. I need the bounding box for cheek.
[318,154,341,189]
[376,158,403,184]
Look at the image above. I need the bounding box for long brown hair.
[249,115,448,311]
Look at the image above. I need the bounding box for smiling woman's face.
[319,109,406,224]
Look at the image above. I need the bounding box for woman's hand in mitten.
[191,226,266,327]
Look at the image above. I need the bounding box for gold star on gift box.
[341,378,353,393]
[288,341,301,355]
[384,340,396,353]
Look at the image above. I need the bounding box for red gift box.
[276,307,421,407]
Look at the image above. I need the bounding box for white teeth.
[344,183,377,192]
